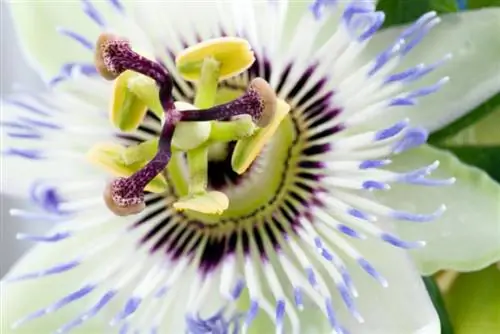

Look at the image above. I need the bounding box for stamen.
[231,98,291,174]
[180,77,276,127]
[175,37,255,82]
[208,116,256,142]
[95,34,181,217]
[87,142,168,194]
[110,70,159,132]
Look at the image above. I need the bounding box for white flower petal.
[2,3,480,334]
[380,145,500,275]
[338,235,440,334]
[0,203,227,334]
[7,0,153,81]
[358,8,500,132]
[1,226,113,333]
[8,1,100,79]
[0,93,113,197]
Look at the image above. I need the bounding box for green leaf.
[377,0,430,27]
[444,266,500,334]
[431,0,460,12]
[468,0,500,8]
[442,104,500,146]
[377,0,458,27]
[429,93,500,144]
[423,276,455,334]
[438,146,500,183]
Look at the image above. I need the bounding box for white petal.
[380,145,500,275]
[0,93,112,197]
[1,224,114,333]
[1,199,232,334]
[359,8,500,132]
[0,1,45,92]
[8,1,99,79]
[339,235,440,334]
[7,0,153,80]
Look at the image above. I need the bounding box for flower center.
[90,34,289,217]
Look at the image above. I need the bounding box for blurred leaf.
[377,0,458,27]
[431,0,461,12]
[429,93,500,144]
[423,276,455,334]
[442,105,500,146]
[441,146,500,183]
[468,0,500,8]
[444,266,500,334]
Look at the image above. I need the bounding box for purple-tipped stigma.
[95,33,171,87]
[180,77,277,127]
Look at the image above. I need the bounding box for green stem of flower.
[209,117,256,142]
[187,144,209,194]
[194,58,220,108]
[127,72,164,119]
[423,276,455,334]
[187,57,221,195]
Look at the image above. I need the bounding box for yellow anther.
[176,37,255,82]
[110,70,164,132]
[172,102,212,151]
[87,142,168,193]
[121,138,159,165]
[231,99,291,174]
[173,191,229,215]
[111,71,148,132]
